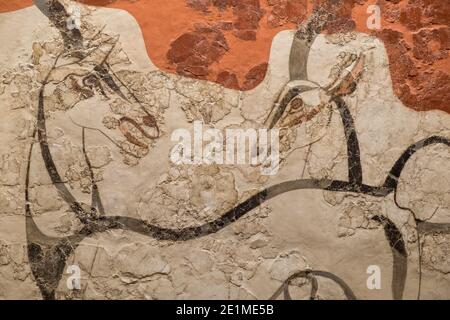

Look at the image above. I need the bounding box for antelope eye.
[290,97,303,110]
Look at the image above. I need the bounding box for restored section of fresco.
[0,0,449,300]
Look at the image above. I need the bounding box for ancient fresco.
[0,0,449,300]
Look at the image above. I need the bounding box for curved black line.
[35,0,82,53]
[372,215,407,300]
[82,128,105,216]
[334,97,363,185]
[25,131,449,299]
[309,274,319,300]
[384,136,450,189]
[25,131,83,300]
[270,270,357,300]
[289,8,329,81]
[37,87,88,221]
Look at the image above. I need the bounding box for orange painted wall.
[1,0,449,113]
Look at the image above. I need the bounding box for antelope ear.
[0,1,33,13]
[329,55,365,98]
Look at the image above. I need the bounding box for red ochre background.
[1,0,449,113]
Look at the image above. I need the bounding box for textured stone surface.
[0,1,448,300]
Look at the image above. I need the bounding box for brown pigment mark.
[217,71,240,89]
[167,24,229,79]
[2,0,449,113]
[242,62,269,90]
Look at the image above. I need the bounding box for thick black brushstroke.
[384,136,450,189]
[82,128,105,216]
[41,0,82,54]
[334,97,363,185]
[24,133,83,300]
[289,8,328,80]
[37,88,87,219]
[34,0,128,99]
[26,132,450,299]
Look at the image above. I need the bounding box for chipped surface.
[0,1,449,300]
